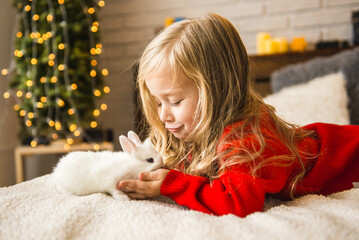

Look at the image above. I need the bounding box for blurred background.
[1,0,358,187]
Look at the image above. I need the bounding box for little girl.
[117,13,359,217]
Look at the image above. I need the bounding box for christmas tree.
[2,0,108,147]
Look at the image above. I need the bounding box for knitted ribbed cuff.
[160,170,188,197]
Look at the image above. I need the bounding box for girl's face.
[145,72,199,140]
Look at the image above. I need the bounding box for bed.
[1,48,359,240]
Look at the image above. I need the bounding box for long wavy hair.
[137,13,315,197]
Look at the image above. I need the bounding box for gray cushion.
[271,47,359,125]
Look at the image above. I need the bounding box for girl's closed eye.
[170,99,183,106]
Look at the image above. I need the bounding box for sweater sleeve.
[160,165,288,217]
[160,123,294,217]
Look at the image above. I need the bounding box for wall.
[0,0,358,187]
[0,2,18,187]
[98,0,359,151]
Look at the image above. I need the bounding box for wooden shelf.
[248,48,352,96]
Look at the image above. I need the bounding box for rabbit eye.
[146,158,154,163]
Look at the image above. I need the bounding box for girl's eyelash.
[155,100,182,107]
[170,100,182,106]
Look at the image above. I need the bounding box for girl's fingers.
[117,180,147,194]
[139,172,151,181]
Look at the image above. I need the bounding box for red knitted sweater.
[160,122,359,217]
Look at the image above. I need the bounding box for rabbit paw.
[111,190,131,201]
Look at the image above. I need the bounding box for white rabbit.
[51,131,163,200]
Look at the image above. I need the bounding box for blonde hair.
[137,13,315,196]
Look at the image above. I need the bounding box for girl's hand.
[116,168,170,199]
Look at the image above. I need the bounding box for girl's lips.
[166,126,183,132]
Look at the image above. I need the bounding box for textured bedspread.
[1,175,359,240]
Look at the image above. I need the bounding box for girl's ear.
[127,131,142,145]
[119,136,137,154]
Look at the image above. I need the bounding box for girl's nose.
[159,104,174,122]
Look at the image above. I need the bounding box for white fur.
[51,131,163,200]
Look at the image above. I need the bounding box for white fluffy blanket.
[1,175,359,240]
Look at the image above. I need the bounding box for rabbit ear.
[127,131,142,145]
[119,136,137,154]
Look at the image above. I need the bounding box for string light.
[24,5,31,12]
[58,64,65,71]
[67,138,74,144]
[3,92,10,99]
[100,103,107,111]
[90,121,97,128]
[57,99,65,107]
[93,109,100,116]
[68,108,75,115]
[26,80,33,87]
[69,124,77,132]
[3,0,109,147]
[49,120,55,127]
[91,26,98,32]
[37,102,44,108]
[16,91,23,97]
[26,120,32,127]
[47,15,54,22]
[31,58,38,65]
[93,144,100,151]
[55,122,62,130]
[90,70,96,77]
[14,105,20,111]
[14,50,23,57]
[88,7,95,14]
[50,76,57,83]
[103,86,110,93]
[33,14,40,21]
[48,60,55,66]
[31,140,37,147]
[58,43,65,50]
[94,89,101,97]
[102,69,108,76]
[98,1,105,7]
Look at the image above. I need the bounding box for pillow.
[271,47,359,125]
[264,72,350,126]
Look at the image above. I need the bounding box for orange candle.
[256,32,271,54]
